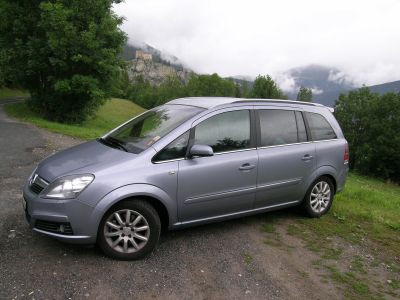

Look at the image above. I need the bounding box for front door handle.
[239,163,256,171]
[301,154,314,161]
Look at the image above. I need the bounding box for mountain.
[282,65,356,106]
[122,43,193,85]
[282,65,400,106]
[121,43,184,69]
[368,80,400,95]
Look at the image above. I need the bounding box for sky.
[113,0,400,88]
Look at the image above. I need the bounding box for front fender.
[89,184,177,239]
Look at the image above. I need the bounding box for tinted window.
[259,110,298,146]
[153,131,189,162]
[106,105,203,154]
[194,110,251,153]
[295,111,308,142]
[305,112,337,141]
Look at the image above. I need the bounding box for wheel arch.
[105,195,170,231]
[306,165,338,196]
[91,184,176,239]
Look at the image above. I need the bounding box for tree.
[0,0,126,123]
[186,73,236,97]
[335,87,400,182]
[249,75,286,99]
[296,86,313,102]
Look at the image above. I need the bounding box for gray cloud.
[114,0,400,85]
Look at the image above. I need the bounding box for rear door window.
[305,112,337,141]
[258,110,298,146]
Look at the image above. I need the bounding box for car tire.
[97,200,161,260]
[302,176,334,218]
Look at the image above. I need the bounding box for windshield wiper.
[98,137,128,152]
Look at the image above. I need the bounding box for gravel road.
[0,102,340,300]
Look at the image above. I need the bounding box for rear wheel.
[97,200,161,260]
[303,176,334,217]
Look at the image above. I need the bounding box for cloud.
[311,87,324,95]
[275,73,299,94]
[113,0,400,85]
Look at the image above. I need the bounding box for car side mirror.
[189,144,214,158]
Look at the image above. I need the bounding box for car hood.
[37,140,135,182]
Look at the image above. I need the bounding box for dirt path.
[0,102,381,300]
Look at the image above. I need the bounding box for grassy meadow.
[0,87,29,100]
[5,98,146,140]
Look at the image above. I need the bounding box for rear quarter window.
[305,112,337,141]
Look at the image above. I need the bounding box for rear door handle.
[301,154,314,161]
[239,163,256,171]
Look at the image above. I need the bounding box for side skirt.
[170,200,300,230]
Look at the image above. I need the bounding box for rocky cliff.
[127,58,194,85]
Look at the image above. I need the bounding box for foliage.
[126,73,238,109]
[186,73,236,97]
[5,98,145,139]
[125,73,290,109]
[0,0,126,123]
[126,75,184,109]
[335,87,400,182]
[296,86,313,102]
[249,75,287,99]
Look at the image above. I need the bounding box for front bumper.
[23,184,98,244]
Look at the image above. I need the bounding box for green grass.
[287,173,400,298]
[243,253,253,264]
[292,173,400,259]
[325,265,371,298]
[262,222,276,233]
[0,87,29,100]
[5,98,146,140]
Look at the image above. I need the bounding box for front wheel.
[97,200,161,260]
[302,176,334,217]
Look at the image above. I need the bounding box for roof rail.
[233,99,325,107]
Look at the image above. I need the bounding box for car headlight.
[41,174,94,199]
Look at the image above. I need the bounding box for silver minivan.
[23,97,349,260]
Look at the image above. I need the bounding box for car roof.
[166,97,330,110]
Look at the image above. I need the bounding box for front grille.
[29,173,48,195]
[30,183,44,194]
[35,220,74,235]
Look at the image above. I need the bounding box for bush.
[335,87,400,182]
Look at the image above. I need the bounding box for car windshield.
[102,104,204,154]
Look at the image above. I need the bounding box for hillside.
[5,98,145,140]
[127,58,193,85]
[122,43,194,85]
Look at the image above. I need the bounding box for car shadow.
[46,205,307,259]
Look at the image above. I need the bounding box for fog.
[114,0,400,87]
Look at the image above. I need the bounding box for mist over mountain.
[122,44,400,106]
[122,43,185,69]
[281,65,400,106]
[280,65,356,106]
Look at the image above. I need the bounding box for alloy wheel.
[103,209,150,254]
[310,181,331,213]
